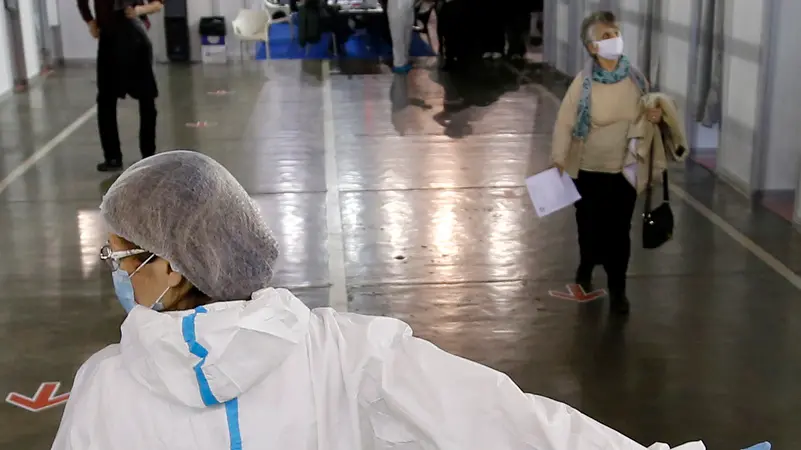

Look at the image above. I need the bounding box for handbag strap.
[644,136,670,215]
[645,138,655,214]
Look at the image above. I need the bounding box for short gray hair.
[580,11,618,47]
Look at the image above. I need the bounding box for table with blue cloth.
[291,0,388,57]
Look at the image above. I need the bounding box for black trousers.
[505,5,531,57]
[97,94,157,163]
[437,0,481,65]
[96,22,158,163]
[484,15,505,54]
[326,10,353,55]
[574,171,638,296]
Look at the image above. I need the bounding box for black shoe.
[97,160,123,172]
[609,294,630,315]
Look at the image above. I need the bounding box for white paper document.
[525,168,582,218]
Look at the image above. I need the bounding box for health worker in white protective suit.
[386,0,416,73]
[51,150,705,450]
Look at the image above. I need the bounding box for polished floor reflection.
[0,59,799,449]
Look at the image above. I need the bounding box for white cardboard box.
[200,35,227,64]
[201,45,227,64]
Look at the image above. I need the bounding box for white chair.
[264,0,294,43]
[232,7,292,60]
[264,0,292,21]
[232,9,268,60]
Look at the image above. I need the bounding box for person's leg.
[506,6,530,58]
[138,97,157,159]
[388,0,415,71]
[573,171,602,290]
[483,17,505,58]
[334,13,352,56]
[436,0,453,68]
[95,32,123,172]
[601,174,638,313]
[97,93,122,170]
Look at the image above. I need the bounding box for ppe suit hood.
[119,288,310,408]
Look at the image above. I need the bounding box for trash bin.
[199,16,228,64]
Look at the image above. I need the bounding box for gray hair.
[580,11,618,50]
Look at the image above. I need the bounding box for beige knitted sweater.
[550,74,642,176]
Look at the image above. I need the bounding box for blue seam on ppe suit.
[182,306,243,450]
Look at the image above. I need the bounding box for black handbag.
[642,140,674,249]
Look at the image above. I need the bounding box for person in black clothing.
[79,0,163,172]
[289,0,352,58]
[505,1,534,60]
[436,0,482,70]
[482,1,505,59]
[530,0,544,46]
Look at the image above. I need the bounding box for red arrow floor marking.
[548,284,607,302]
[185,121,217,128]
[5,382,70,412]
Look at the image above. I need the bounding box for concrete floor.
[1,58,800,449]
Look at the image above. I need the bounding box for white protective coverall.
[52,288,706,450]
[387,0,416,68]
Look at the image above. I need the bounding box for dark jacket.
[78,0,161,28]
[97,8,158,99]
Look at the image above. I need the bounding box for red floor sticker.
[548,284,606,302]
[5,382,70,412]
[185,121,216,128]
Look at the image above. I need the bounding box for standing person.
[78,0,163,172]
[291,0,352,58]
[386,0,416,73]
[482,6,505,59]
[551,11,663,314]
[505,0,533,60]
[436,0,481,70]
[530,0,544,46]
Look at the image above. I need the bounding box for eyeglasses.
[99,243,148,271]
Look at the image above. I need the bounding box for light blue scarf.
[572,55,647,140]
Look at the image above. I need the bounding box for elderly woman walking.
[551,11,665,314]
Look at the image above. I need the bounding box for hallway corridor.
[0,60,798,449]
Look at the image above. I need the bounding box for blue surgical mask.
[112,268,137,313]
[111,253,169,313]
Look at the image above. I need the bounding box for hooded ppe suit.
[52,288,705,450]
[387,0,416,69]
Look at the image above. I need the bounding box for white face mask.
[594,36,624,60]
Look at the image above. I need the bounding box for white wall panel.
[763,0,801,191]
[719,55,760,187]
[730,0,763,46]
[57,0,96,60]
[660,36,689,99]
[665,0,691,25]
[621,23,641,68]
[556,2,570,73]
